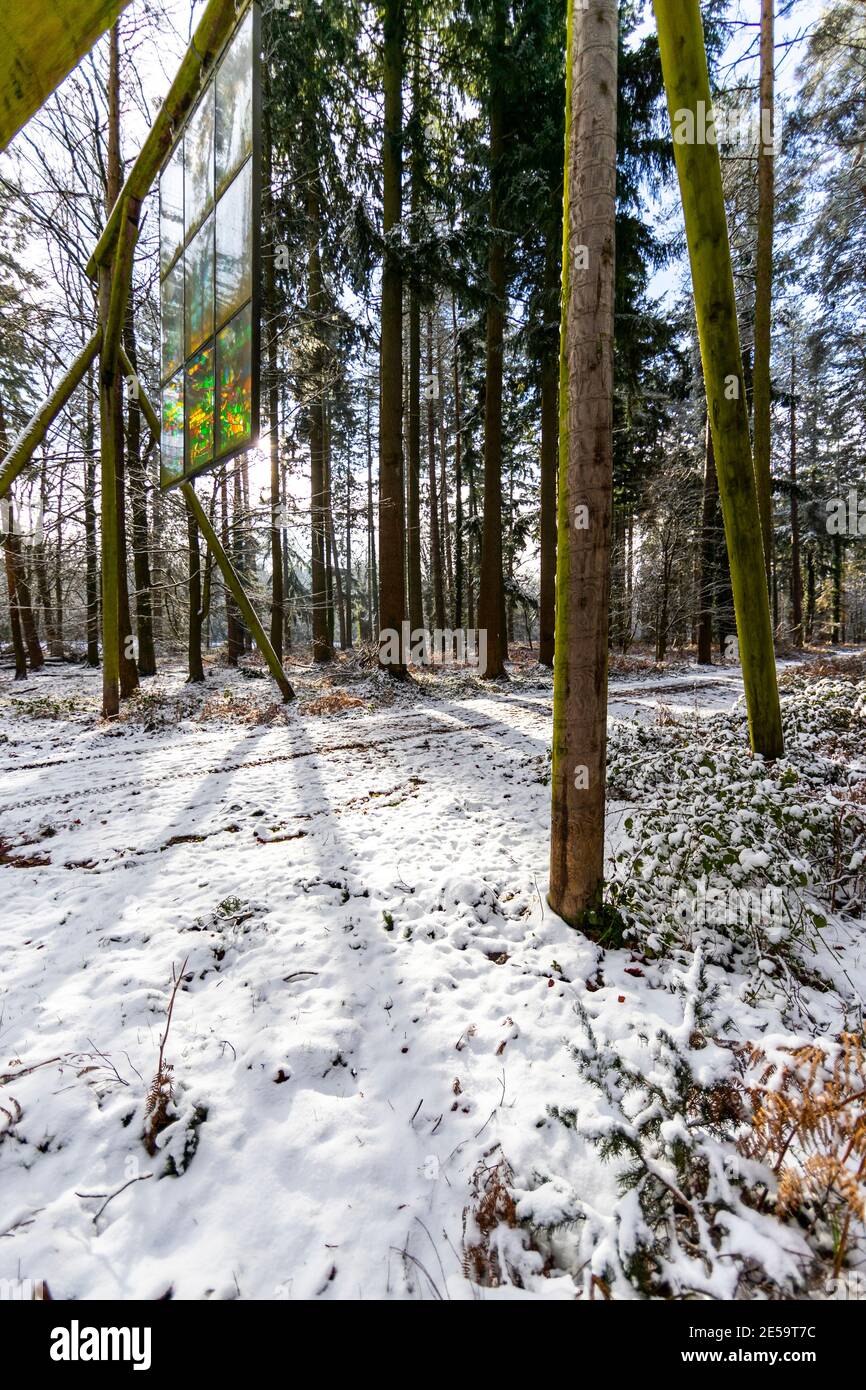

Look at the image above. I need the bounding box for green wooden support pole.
[0,0,133,151]
[119,344,159,438]
[0,332,100,500]
[653,0,784,759]
[181,480,295,703]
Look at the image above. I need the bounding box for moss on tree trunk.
[654,0,783,759]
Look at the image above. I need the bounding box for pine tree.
[548,0,618,926]
[377,0,407,670]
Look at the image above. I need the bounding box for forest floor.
[1,646,864,1300]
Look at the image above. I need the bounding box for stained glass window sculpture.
[158,3,259,488]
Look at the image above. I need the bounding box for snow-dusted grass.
[0,652,863,1299]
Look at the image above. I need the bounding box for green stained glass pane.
[215,159,252,329]
[184,90,214,238]
[160,143,184,277]
[216,305,252,455]
[160,258,183,383]
[215,8,253,193]
[160,371,184,488]
[185,344,215,470]
[184,214,214,356]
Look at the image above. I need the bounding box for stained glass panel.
[185,344,215,468]
[159,4,258,487]
[215,7,253,193]
[160,144,184,276]
[160,371,184,488]
[216,306,252,455]
[215,159,252,329]
[184,89,214,238]
[160,258,184,383]
[184,215,214,356]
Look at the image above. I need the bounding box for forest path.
[0,655,794,1301]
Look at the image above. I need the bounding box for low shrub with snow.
[606,675,866,1010]
[546,955,815,1299]
[512,951,865,1300]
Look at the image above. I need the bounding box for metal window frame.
[158,0,261,491]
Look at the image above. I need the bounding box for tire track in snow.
[0,711,519,817]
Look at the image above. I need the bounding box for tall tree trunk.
[99,29,121,717]
[3,511,42,674]
[832,534,843,644]
[427,313,446,630]
[264,83,284,663]
[281,454,292,650]
[539,339,558,667]
[268,365,283,663]
[307,133,333,664]
[451,297,464,631]
[115,404,137,696]
[12,541,43,669]
[186,489,205,683]
[697,415,717,664]
[506,451,514,644]
[101,22,138,711]
[123,318,156,675]
[230,460,248,655]
[0,394,42,669]
[789,347,803,646]
[478,0,508,680]
[366,387,377,641]
[467,450,477,631]
[0,396,27,678]
[268,392,283,660]
[202,485,215,647]
[328,449,347,651]
[3,500,27,679]
[221,469,240,663]
[35,454,60,656]
[655,0,783,758]
[436,313,454,619]
[84,364,100,666]
[51,454,65,656]
[626,512,634,648]
[753,0,775,591]
[240,453,253,651]
[344,447,353,647]
[150,449,163,647]
[657,550,672,662]
[324,402,336,648]
[378,0,406,671]
[548,0,618,926]
[406,49,423,636]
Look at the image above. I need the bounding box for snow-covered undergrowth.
[607,673,866,1019]
[0,654,864,1300]
[530,665,866,1299]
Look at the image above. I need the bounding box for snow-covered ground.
[0,654,862,1299]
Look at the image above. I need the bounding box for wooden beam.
[181,479,295,703]
[86,0,241,280]
[119,344,160,437]
[0,331,100,500]
[104,197,140,365]
[0,0,133,151]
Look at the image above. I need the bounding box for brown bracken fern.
[738,1034,866,1275]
